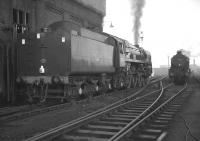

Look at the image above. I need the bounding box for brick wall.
[0,0,11,42]
[0,0,105,39]
[74,0,106,16]
[35,0,104,32]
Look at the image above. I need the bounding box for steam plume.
[129,0,145,44]
[179,49,191,57]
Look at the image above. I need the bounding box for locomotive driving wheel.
[105,81,112,92]
[39,84,48,103]
[125,75,132,88]
[25,85,34,104]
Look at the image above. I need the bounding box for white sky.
[103,0,200,68]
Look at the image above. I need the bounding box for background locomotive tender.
[16,20,152,103]
[169,50,190,85]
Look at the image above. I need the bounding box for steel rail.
[108,80,164,141]
[0,105,28,112]
[0,76,162,121]
[3,77,163,122]
[25,80,170,141]
[0,75,162,113]
[111,83,187,141]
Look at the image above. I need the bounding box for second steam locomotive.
[16,20,152,103]
[169,50,190,85]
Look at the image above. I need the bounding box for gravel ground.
[0,88,143,141]
[164,82,200,141]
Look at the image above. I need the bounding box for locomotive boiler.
[15,20,152,103]
[169,50,190,85]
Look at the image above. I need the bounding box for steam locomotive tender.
[169,50,190,85]
[16,20,152,103]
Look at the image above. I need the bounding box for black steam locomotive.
[169,50,190,85]
[15,20,152,103]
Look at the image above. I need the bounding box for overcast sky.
[103,0,200,67]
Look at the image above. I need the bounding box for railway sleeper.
[130,133,158,141]
[159,113,174,118]
[89,122,125,128]
[153,119,170,124]
[124,107,148,111]
[102,116,133,122]
[131,114,174,140]
[67,129,116,139]
[85,124,122,131]
[165,108,180,112]
[148,123,168,130]
[115,111,141,116]
[124,106,147,110]
[131,126,167,141]
[121,105,147,111]
[99,117,131,123]
[92,120,127,127]
[134,103,152,107]
[156,116,173,120]
[120,109,143,113]
[134,129,163,140]
[58,135,108,141]
[110,114,137,119]
[131,98,186,140]
[123,108,146,113]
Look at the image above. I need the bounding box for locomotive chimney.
[134,44,140,48]
[139,31,144,47]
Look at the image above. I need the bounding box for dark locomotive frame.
[14,20,152,104]
[169,50,190,85]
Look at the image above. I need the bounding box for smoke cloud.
[179,49,191,57]
[129,0,145,44]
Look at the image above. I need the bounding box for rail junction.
[23,78,190,141]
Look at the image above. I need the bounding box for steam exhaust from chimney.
[129,0,145,44]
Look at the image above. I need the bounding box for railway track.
[24,79,175,141]
[0,77,160,113]
[0,77,164,122]
[0,105,28,117]
[109,83,189,141]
